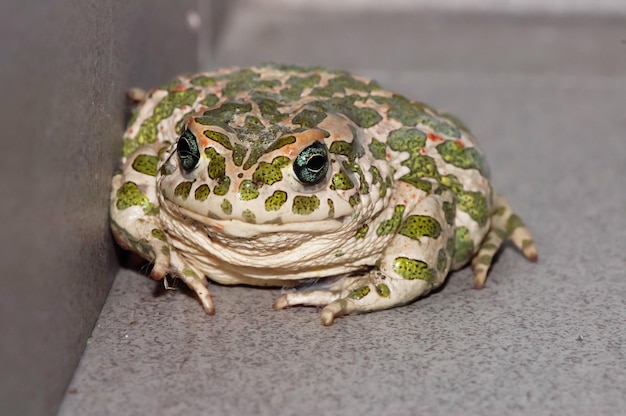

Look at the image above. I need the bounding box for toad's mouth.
[161,200,348,239]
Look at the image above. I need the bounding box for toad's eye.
[177,129,200,172]
[293,141,329,185]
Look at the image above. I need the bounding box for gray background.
[1,1,624,415]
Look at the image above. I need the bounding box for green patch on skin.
[327,199,335,216]
[132,154,159,176]
[506,214,525,236]
[292,195,320,215]
[355,224,369,239]
[387,128,427,152]
[377,94,432,126]
[436,140,488,176]
[288,74,322,88]
[238,180,259,201]
[254,97,286,124]
[220,199,233,215]
[242,209,256,223]
[232,144,247,167]
[352,107,382,128]
[369,139,387,160]
[331,170,354,190]
[242,145,268,171]
[203,102,252,125]
[410,112,461,139]
[126,88,200,156]
[348,286,371,300]
[243,115,264,134]
[446,237,456,258]
[342,162,368,194]
[116,181,159,215]
[453,227,475,265]
[456,191,489,227]
[369,166,387,197]
[199,94,219,108]
[194,184,210,201]
[221,69,260,99]
[375,283,391,297]
[493,228,507,239]
[281,75,323,100]
[190,76,216,87]
[349,194,361,207]
[280,87,303,101]
[151,229,167,242]
[292,109,327,128]
[440,175,489,227]
[334,251,344,257]
[174,181,193,200]
[492,206,506,216]
[400,156,440,186]
[386,128,439,191]
[377,205,406,236]
[329,141,352,159]
[481,242,498,251]
[310,84,344,97]
[476,255,492,266]
[399,215,442,240]
[393,257,435,281]
[265,190,287,211]
[204,130,233,150]
[213,177,231,196]
[329,139,364,163]
[253,156,289,185]
[328,75,377,93]
[183,268,197,277]
[442,201,456,225]
[311,96,381,128]
[437,249,448,273]
[266,135,297,153]
[205,148,226,179]
[433,122,461,139]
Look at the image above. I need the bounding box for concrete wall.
[248,0,626,15]
[0,1,198,415]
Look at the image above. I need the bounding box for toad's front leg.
[110,143,215,315]
[273,194,454,325]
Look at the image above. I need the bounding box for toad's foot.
[273,271,428,326]
[157,251,215,315]
[472,193,538,289]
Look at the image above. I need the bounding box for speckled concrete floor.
[60,9,626,416]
